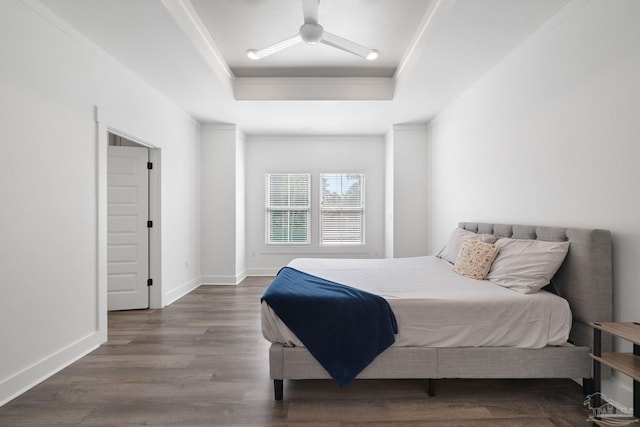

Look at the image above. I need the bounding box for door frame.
[96,107,162,336]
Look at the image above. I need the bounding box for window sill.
[261,245,369,255]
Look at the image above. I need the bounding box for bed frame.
[267,222,613,400]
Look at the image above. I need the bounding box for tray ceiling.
[190,0,432,78]
[36,0,572,133]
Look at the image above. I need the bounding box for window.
[320,173,365,245]
[265,173,311,245]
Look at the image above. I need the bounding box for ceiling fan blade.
[246,34,302,60]
[302,0,319,24]
[321,31,379,60]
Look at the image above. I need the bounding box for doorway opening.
[96,107,162,341]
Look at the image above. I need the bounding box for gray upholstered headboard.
[459,222,613,351]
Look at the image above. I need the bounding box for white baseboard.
[0,331,103,407]
[246,268,279,277]
[200,271,247,285]
[236,270,247,284]
[601,375,635,410]
[163,276,201,307]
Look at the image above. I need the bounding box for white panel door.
[107,146,149,310]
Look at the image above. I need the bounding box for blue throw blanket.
[261,267,397,387]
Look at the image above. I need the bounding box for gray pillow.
[437,228,498,264]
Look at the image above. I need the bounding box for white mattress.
[261,256,572,349]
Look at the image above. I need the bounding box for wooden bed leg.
[427,379,436,397]
[582,378,594,396]
[274,379,283,401]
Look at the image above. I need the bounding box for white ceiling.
[38,0,570,135]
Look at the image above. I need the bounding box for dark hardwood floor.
[0,276,593,426]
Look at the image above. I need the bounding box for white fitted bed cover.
[261,256,572,349]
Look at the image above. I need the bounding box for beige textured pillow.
[437,228,499,264]
[453,239,500,280]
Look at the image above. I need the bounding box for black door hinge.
[147,278,153,287]
[147,162,153,170]
[147,220,153,228]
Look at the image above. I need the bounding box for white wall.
[245,135,386,275]
[201,124,246,284]
[155,114,201,306]
[390,124,431,257]
[0,0,201,404]
[235,129,247,278]
[428,0,640,406]
[384,130,394,258]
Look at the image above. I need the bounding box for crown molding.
[160,0,234,93]
[201,123,237,131]
[392,123,430,132]
[394,0,457,93]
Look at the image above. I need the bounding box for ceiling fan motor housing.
[300,23,324,44]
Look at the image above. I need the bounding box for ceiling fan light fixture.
[366,49,379,61]
[299,23,324,45]
[246,49,260,60]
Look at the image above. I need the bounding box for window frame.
[319,172,365,246]
[265,173,311,246]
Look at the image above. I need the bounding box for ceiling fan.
[246,0,379,61]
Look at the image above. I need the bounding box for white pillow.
[487,237,570,294]
[436,228,498,264]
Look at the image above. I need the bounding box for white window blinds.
[320,173,365,245]
[265,173,311,244]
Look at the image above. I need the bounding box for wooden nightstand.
[590,322,640,419]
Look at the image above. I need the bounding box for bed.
[261,222,613,400]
